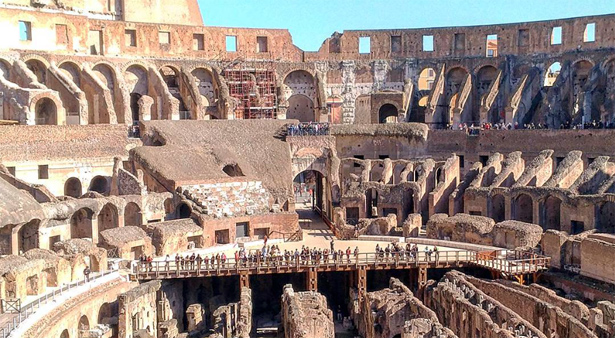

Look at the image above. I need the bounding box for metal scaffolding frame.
[223,59,278,119]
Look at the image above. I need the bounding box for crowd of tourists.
[445,119,615,133]
[374,243,440,262]
[287,122,330,136]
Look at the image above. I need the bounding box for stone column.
[239,271,250,289]
[306,267,318,291]
[356,266,367,303]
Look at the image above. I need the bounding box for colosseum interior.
[0,0,614,337]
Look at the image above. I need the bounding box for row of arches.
[489,193,615,234]
[2,198,193,255]
[63,176,109,198]
[57,301,118,338]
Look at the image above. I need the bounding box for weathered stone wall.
[19,277,136,338]
[353,278,456,338]
[281,284,334,338]
[466,276,597,338]
[424,271,547,338]
[118,280,161,337]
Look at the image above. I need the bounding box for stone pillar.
[186,303,205,332]
[356,266,367,303]
[410,267,428,293]
[306,268,318,291]
[418,267,428,295]
[239,272,250,289]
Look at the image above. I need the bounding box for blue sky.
[198,0,615,51]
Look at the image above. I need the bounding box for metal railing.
[0,269,115,338]
[134,250,474,278]
[472,250,551,275]
[133,250,551,280]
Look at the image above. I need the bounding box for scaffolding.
[223,60,278,119]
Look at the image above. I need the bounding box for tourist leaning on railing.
[287,122,330,136]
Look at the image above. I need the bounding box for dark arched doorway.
[18,220,39,253]
[514,194,533,223]
[130,93,141,124]
[293,169,326,229]
[286,95,315,122]
[378,104,398,123]
[124,202,142,227]
[64,177,82,198]
[71,208,94,239]
[35,98,57,125]
[89,176,109,194]
[490,194,505,222]
[542,196,561,231]
[178,203,192,219]
[98,203,119,237]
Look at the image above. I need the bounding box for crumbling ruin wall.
[281,285,334,338]
[426,214,542,249]
[424,271,547,338]
[466,276,597,338]
[542,231,615,284]
[118,280,161,338]
[353,278,456,338]
[210,286,252,338]
[19,276,136,338]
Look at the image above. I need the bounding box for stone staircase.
[181,181,270,218]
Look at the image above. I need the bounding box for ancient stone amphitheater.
[0,0,613,337]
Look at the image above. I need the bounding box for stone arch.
[542,195,561,231]
[92,63,116,91]
[130,93,142,123]
[293,169,324,210]
[378,103,398,123]
[392,162,406,184]
[476,65,498,98]
[597,201,615,233]
[25,58,48,84]
[33,97,58,125]
[418,67,436,91]
[70,208,94,239]
[124,202,142,227]
[159,65,180,88]
[223,164,244,177]
[98,203,119,236]
[60,329,70,338]
[164,198,174,215]
[64,177,82,198]
[89,175,109,194]
[446,67,468,97]
[370,161,384,182]
[177,203,192,219]
[0,58,11,79]
[544,62,562,87]
[572,60,594,89]
[160,65,186,112]
[79,314,90,331]
[191,67,217,107]
[98,302,117,325]
[91,62,123,123]
[58,61,82,87]
[286,94,315,122]
[490,194,505,222]
[125,64,149,95]
[18,219,40,253]
[513,193,533,223]
[434,166,443,186]
[283,70,316,102]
